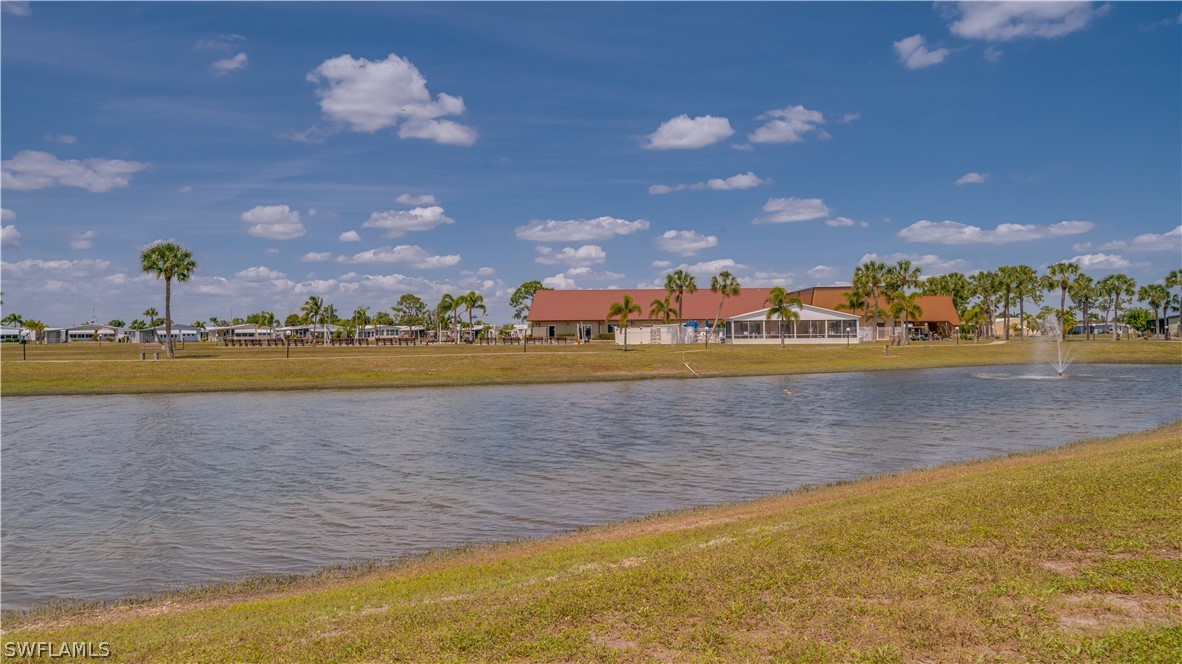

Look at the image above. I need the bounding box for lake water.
[2,364,1179,609]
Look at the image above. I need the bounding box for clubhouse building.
[527,286,961,344]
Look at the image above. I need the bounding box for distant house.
[127,325,200,344]
[65,323,124,343]
[528,286,960,341]
[206,324,276,342]
[0,325,20,342]
[276,323,340,342]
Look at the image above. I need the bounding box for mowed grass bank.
[3,423,1180,662]
[2,338,1179,396]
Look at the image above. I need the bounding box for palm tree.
[1041,262,1081,340]
[889,291,924,343]
[140,241,197,359]
[1165,270,1182,341]
[301,296,325,345]
[436,293,457,343]
[853,261,887,340]
[458,291,487,341]
[961,306,987,342]
[996,266,1020,340]
[108,319,125,328]
[835,289,867,320]
[2,313,23,329]
[1097,273,1136,340]
[707,270,740,348]
[649,294,677,323]
[142,307,161,327]
[1010,265,1041,339]
[969,271,999,339]
[606,294,642,350]
[1068,274,1096,340]
[663,268,698,343]
[1138,284,1170,339]
[351,305,370,340]
[320,304,337,341]
[23,319,46,344]
[884,260,922,344]
[764,286,803,348]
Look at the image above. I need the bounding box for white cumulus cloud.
[70,230,96,250]
[240,205,306,240]
[339,245,461,269]
[338,230,362,242]
[235,266,287,280]
[1,151,148,192]
[515,216,649,242]
[748,105,825,144]
[825,217,856,227]
[1,208,14,221]
[1068,253,1130,270]
[898,219,1093,244]
[44,133,77,144]
[1,224,20,247]
[656,230,719,257]
[644,114,734,149]
[534,244,607,267]
[893,34,951,69]
[361,206,454,238]
[307,53,476,146]
[946,1,1109,42]
[807,265,836,279]
[755,197,831,224]
[212,52,249,75]
[1100,226,1181,252]
[301,252,332,262]
[955,172,988,185]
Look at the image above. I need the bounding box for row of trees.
[919,264,1180,341]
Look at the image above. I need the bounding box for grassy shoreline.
[2,338,1179,396]
[3,422,1179,661]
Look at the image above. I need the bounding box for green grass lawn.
[3,423,1179,662]
[2,337,1179,396]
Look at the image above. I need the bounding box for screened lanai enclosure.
[725,305,861,344]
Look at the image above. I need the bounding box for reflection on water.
[2,364,1179,608]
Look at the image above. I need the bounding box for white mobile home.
[614,323,697,346]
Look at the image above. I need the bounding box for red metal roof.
[529,286,960,325]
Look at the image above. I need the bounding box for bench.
[139,343,163,360]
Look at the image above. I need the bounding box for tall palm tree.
[1041,262,1081,340]
[1098,273,1136,340]
[436,293,457,343]
[2,313,23,329]
[606,294,643,350]
[970,271,1000,340]
[885,260,922,343]
[649,295,677,323]
[853,260,887,340]
[320,303,337,341]
[663,268,697,343]
[1068,274,1096,340]
[1165,270,1182,341]
[996,265,1019,340]
[458,291,487,341]
[1138,284,1170,338]
[889,291,924,343]
[961,306,987,342]
[140,241,197,359]
[300,296,324,344]
[764,286,803,348]
[1011,265,1041,339]
[351,305,370,340]
[707,270,740,348]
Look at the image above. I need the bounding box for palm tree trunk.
[1003,290,1011,340]
[1059,287,1067,340]
[164,277,174,359]
[1018,292,1026,339]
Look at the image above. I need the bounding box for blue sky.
[2,1,1179,326]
